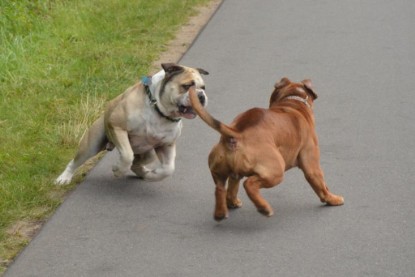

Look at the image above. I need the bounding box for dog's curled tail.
[189,87,240,139]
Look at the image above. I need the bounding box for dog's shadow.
[80,173,165,202]
[210,195,339,234]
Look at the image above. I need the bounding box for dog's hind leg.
[243,151,285,216]
[227,176,242,209]
[243,174,282,217]
[108,128,134,178]
[55,116,107,185]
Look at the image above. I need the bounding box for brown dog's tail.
[189,87,240,139]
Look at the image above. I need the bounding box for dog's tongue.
[182,113,197,119]
[179,106,197,119]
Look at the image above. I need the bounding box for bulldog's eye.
[182,84,193,91]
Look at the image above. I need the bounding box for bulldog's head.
[269,77,318,108]
[156,63,209,120]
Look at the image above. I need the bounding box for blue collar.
[142,76,181,123]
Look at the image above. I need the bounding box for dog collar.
[285,95,311,108]
[142,76,181,123]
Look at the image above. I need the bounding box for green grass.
[0,0,210,272]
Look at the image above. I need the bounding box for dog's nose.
[198,92,207,106]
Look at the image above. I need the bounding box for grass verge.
[0,0,211,273]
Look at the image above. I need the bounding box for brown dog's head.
[269,77,318,108]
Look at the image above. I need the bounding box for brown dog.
[189,77,344,221]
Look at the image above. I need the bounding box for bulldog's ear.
[197,68,209,75]
[301,79,318,100]
[161,63,184,74]
[274,77,291,89]
[270,77,289,106]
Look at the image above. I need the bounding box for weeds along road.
[5,0,415,276]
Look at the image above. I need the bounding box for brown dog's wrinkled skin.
[189,78,344,221]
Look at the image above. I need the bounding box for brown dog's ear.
[301,79,318,100]
[274,77,291,89]
[161,63,184,74]
[197,68,209,75]
[270,77,290,106]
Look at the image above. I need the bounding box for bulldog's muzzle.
[177,89,207,119]
[197,90,207,106]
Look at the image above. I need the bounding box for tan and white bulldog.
[56,63,208,185]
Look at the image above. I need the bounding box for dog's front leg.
[130,150,160,177]
[140,143,176,181]
[109,128,134,177]
[299,146,344,206]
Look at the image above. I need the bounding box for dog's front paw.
[112,165,128,178]
[324,193,344,206]
[139,166,173,182]
[227,198,242,209]
[141,170,168,182]
[131,164,151,179]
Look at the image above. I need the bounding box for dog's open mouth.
[178,105,197,119]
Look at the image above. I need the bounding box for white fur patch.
[149,69,165,94]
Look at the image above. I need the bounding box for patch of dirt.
[6,221,43,240]
[2,221,43,270]
[151,0,223,71]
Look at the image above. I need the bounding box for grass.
[0,0,211,272]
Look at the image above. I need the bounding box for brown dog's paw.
[325,194,344,206]
[257,207,274,217]
[214,211,229,222]
[227,198,242,209]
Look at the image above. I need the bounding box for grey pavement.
[5,0,415,276]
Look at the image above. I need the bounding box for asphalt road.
[5,0,415,276]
